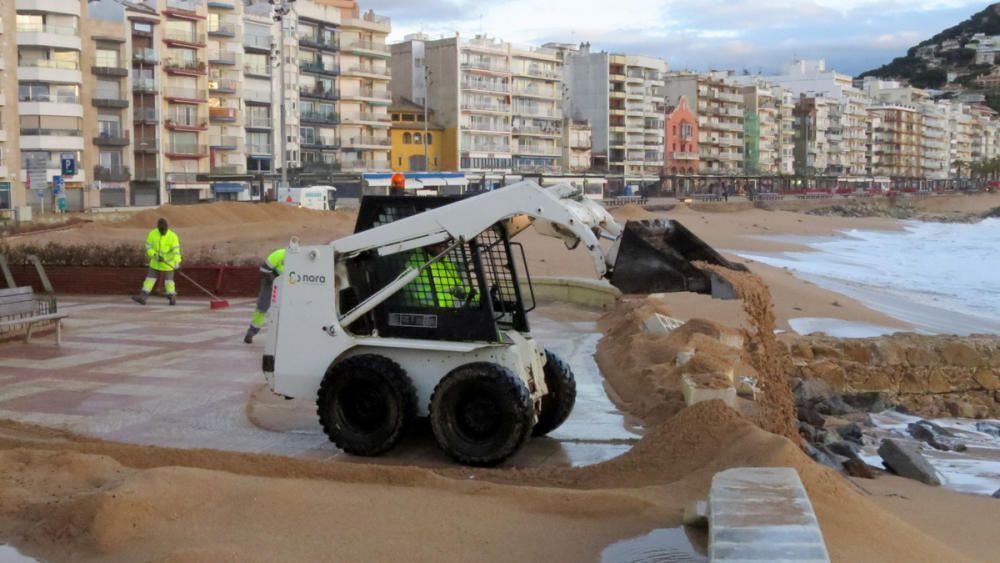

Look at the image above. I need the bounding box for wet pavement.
[0,296,641,468]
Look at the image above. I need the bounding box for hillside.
[859,3,1000,90]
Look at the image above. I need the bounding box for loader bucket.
[608,219,748,298]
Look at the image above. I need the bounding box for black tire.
[430,363,533,466]
[532,349,577,436]
[316,354,416,456]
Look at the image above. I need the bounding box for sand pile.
[610,203,658,220]
[119,201,354,229]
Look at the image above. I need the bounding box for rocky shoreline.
[806,200,1000,223]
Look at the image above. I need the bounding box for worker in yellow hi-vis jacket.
[244,248,285,344]
[132,218,182,306]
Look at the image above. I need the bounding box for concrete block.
[736,376,760,400]
[643,312,685,334]
[681,374,737,408]
[683,500,709,527]
[709,467,830,563]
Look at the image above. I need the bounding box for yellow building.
[390,98,445,172]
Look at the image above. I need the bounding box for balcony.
[299,86,339,100]
[209,79,239,94]
[246,115,272,128]
[165,113,208,130]
[164,87,207,102]
[132,78,159,93]
[461,61,508,73]
[94,130,131,146]
[300,110,339,124]
[132,48,159,65]
[92,95,129,109]
[19,59,79,71]
[134,138,159,152]
[343,13,391,33]
[208,51,237,65]
[209,107,238,122]
[464,121,511,133]
[165,142,207,158]
[462,102,511,114]
[515,144,560,156]
[298,35,339,51]
[21,128,82,137]
[342,135,390,148]
[207,0,236,8]
[512,85,558,99]
[464,143,511,154]
[513,107,561,119]
[462,80,510,94]
[301,161,341,174]
[244,34,271,52]
[247,143,273,155]
[165,0,205,19]
[209,135,240,149]
[134,167,159,181]
[94,165,131,182]
[344,39,390,57]
[342,64,389,78]
[164,58,206,76]
[340,159,392,172]
[19,92,79,104]
[163,29,207,47]
[341,87,390,101]
[301,61,340,76]
[210,164,245,174]
[517,67,561,80]
[301,136,339,149]
[134,108,158,123]
[512,125,560,137]
[207,23,237,37]
[244,89,271,103]
[92,65,129,77]
[669,151,698,160]
[243,63,270,78]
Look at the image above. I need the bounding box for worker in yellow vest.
[132,218,182,306]
[403,245,476,308]
[244,248,285,343]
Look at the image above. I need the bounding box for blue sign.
[60,154,76,176]
[52,176,64,196]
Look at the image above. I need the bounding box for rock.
[873,341,905,366]
[945,400,976,419]
[810,394,852,416]
[975,421,1000,438]
[791,341,814,359]
[797,421,818,443]
[877,439,941,486]
[810,360,848,388]
[905,346,939,367]
[842,411,875,427]
[827,440,860,459]
[926,372,952,394]
[842,341,874,364]
[803,442,842,470]
[841,391,892,413]
[842,458,876,479]
[791,377,831,405]
[906,421,962,451]
[939,342,981,368]
[973,368,1000,391]
[835,423,864,443]
[858,371,894,391]
[993,488,1000,499]
[796,405,826,427]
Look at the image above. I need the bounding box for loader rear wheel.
[430,363,532,467]
[317,354,416,456]
[532,349,577,436]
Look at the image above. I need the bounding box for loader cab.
[342,196,535,343]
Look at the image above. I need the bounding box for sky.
[371,0,990,76]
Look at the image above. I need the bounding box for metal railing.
[133,78,160,93]
[134,108,158,121]
[246,115,272,127]
[16,22,78,34]
[512,125,560,135]
[301,61,340,74]
[299,86,339,99]
[133,48,159,63]
[166,142,206,155]
[513,85,557,97]
[515,145,560,156]
[166,111,207,127]
[461,61,508,72]
[208,51,238,64]
[464,121,511,132]
[247,143,273,155]
[211,164,245,174]
[20,128,82,137]
[209,79,239,92]
[18,92,79,103]
[208,23,237,36]
[298,35,339,50]
[134,167,159,181]
[244,89,271,103]
[463,80,510,93]
[344,64,389,77]
[209,135,240,146]
[164,29,207,44]
[301,136,338,147]
[342,135,390,147]
[300,110,339,124]
[164,59,206,72]
[94,165,131,181]
[165,87,206,99]
[465,143,512,152]
[244,35,271,50]
[166,0,199,13]
[244,63,270,77]
[134,138,159,151]
[344,39,389,52]
[463,102,511,113]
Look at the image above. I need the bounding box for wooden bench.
[0,287,68,345]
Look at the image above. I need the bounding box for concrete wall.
[423,38,461,166]
[564,52,610,153]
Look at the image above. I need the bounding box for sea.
[738,218,1000,336]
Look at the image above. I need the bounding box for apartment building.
[946,102,974,177]
[510,45,563,173]
[562,45,666,186]
[792,95,830,175]
[663,96,698,175]
[968,104,1000,163]
[562,118,592,173]
[0,0,390,213]
[825,93,868,177]
[773,86,796,175]
[741,84,777,174]
[867,104,922,179]
[918,101,949,181]
[663,72,743,175]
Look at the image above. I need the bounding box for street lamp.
[271,0,295,188]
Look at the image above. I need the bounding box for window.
[426,133,433,144]
[398,157,402,166]
[416,114,425,122]
[403,132,411,144]
[95,48,119,68]
[99,151,122,169]
[245,52,269,75]
[402,114,415,122]
[413,133,422,144]
[133,21,152,34]
[0,178,9,210]
[300,127,316,143]
[96,79,119,100]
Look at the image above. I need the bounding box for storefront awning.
[212,182,246,193]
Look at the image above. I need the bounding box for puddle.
[600,527,707,563]
[788,317,901,338]
[0,545,40,562]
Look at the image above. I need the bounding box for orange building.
[664,96,699,176]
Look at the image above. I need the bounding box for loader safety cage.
[345,196,535,343]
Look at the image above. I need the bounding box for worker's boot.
[244,326,260,344]
[168,294,177,306]
[131,292,148,306]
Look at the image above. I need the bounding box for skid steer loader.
[263,181,745,466]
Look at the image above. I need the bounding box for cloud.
[365,0,988,75]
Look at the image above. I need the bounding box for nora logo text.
[288,271,327,285]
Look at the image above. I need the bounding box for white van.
[278,185,338,210]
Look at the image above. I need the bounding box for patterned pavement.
[0,296,639,467]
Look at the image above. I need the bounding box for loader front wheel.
[317,354,416,456]
[532,349,577,436]
[430,363,532,466]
